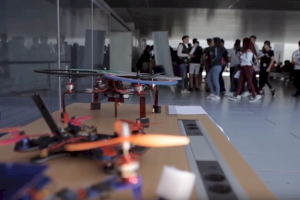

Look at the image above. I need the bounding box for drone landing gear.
[137,96,150,128]
[152,105,161,113]
[91,93,101,110]
[152,89,161,114]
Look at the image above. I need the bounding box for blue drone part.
[0,163,49,200]
[85,175,143,200]
[104,73,178,85]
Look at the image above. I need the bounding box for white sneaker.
[236,95,241,100]
[225,92,233,97]
[181,89,190,94]
[211,95,221,100]
[228,96,238,101]
[241,91,250,97]
[207,93,215,99]
[249,95,261,103]
[123,94,130,99]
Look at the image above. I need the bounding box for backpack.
[211,47,223,66]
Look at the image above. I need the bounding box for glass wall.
[57,1,110,106]
[0,0,58,127]
[0,0,111,127]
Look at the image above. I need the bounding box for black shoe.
[293,93,299,97]
[195,88,201,91]
[259,90,264,96]
[271,89,276,97]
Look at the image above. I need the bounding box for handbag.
[251,55,260,72]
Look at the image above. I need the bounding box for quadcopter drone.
[0,94,160,174]
[1,121,192,200]
[33,69,181,121]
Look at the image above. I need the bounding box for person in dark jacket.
[189,38,202,91]
[219,38,227,92]
[206,37,227,100]
[136,45,151,72]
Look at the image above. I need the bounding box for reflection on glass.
[0,0,59,127]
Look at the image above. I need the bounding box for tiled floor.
[1,78,300,199]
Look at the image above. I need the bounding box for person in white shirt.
[291,41,300,97]
[225,39,242,96]
[250,35,263,58]
[177,35,193,94]
[228,38,261,102]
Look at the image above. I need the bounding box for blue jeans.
[206,65,222,96]
[180,63,187,90]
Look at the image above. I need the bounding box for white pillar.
[152,31,174,77]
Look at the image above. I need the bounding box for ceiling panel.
[121,8,300,43]
[105,0,300,11]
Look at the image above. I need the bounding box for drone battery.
[90,102,101,110]
[136,118,149,128]
[152,105,161,113]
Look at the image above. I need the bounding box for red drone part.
[118,119,161,132]
[59,115,91,126]
[0,127,53,146]
[66,82,74,93]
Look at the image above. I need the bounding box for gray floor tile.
[257,172,300,199]
[241,152,300,172]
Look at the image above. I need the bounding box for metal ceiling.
[114,8,300,43]
[104,0,300,11]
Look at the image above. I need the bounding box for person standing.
[189,39,202,91]
[259,41,276,97]
[206,37,227,100]
[250,35,262,95]
[219,39,227,93]
[177,35,192,94]
[225,39,242,96]
[228,38,261,102]
[291,41,300,97]
[202,38,214,92]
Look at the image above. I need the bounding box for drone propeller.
[0,130,53,146]
[0,126,21,134]
[59,115,91,126]
[64,121,189,152]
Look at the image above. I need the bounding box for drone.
[0,94,160,174]
[1,121,192,200]
[33,69,181,122]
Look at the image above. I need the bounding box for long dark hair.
[242,38,256,56]
[213,37,221,47]
[233,39,241,53]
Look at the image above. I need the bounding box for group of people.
[177,35,300,102]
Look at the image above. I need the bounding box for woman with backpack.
[206,37,228,100]
[228,38,262,102]
[225,39,242,96]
